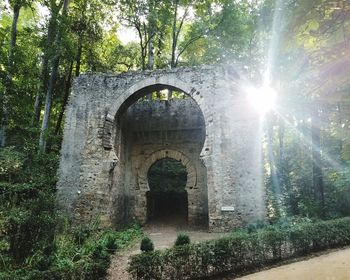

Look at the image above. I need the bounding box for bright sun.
[246,85,277,115]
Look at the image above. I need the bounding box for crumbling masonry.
[57,65,266,232]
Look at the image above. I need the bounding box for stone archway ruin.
[57,65,266,232]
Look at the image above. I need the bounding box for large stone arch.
[109,75,206,119]
[109,76,209,224]
[101,75,212,161]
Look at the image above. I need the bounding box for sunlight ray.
[273,108,345,173]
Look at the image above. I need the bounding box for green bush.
[174,233,190,246]
[247,219,267,233]
[129,217,350,280]
[140,237,154,252]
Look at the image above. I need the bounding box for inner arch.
[147,158,188,224]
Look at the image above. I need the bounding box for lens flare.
[246,86,277,115]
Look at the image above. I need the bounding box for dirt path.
[106,222,225,280]
[233,248,350,280]
[106,243,140,280]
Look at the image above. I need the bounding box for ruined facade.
[57,65,266,232]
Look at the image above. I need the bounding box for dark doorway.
[147,158,188,224]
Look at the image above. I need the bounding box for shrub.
[129,217,350,280]
[247,219,268,233]
[174,233,190,246]
[100,231,118,253]
[140,237,154,252]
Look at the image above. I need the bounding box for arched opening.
[112,83,208,227]
[147,158,188,224]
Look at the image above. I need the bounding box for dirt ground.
[234,248,350,280]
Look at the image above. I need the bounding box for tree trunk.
[267,115,282,216]
[0,4,21,147]
[55,61,73,135]
[267,124,279,190]
[39,0,70,152]
[337,102,343,152]
[136,27,146,70]
[156,33,164,68]
[147,39,154,70]
[170,0,178,68]
[278,116,285,163]
[75,36,83,77]
[33,7,57,125]
[8,5,20,66]
[311,107,325,216]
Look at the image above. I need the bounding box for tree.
[118,0,172,70]
[0,0,34,147]
[39,0,70,151]
[32,0,61,126]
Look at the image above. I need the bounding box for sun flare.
[246,85,277,115]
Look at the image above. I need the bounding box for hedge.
[129,217,350,279]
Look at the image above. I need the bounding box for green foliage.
[174,233,190,246]
[246,220,268,233]
[0,148,58,266]
[129,217,350,279]
[0,222,143,280]
[0,147,25,179]
[148,158,187,193]
[140,237,154,253]
[0,143,143,279]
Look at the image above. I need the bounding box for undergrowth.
[0,147,143,279]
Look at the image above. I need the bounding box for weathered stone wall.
[56,65,266,232]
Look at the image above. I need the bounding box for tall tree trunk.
[267,118,278,191]
[311,107,325,216]
[8,5,20,66]
[337,102,343,153]
[156,33,164,68]
[55,61,73,135]
[39,0,70,152]
[147,1,154,70]
[278,116,285,163]
[147,39,154,70]
[33,90,43,125]
[267,115,282,216]
[136,26,147,70]
[141,46,146,70]
[0,4,21,147]
[75,37,83,77]
[33,7,57,125]
[170,0,178,68]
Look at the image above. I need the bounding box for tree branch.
[175,34,203,66]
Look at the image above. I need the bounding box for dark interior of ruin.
[147,158,188,223]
